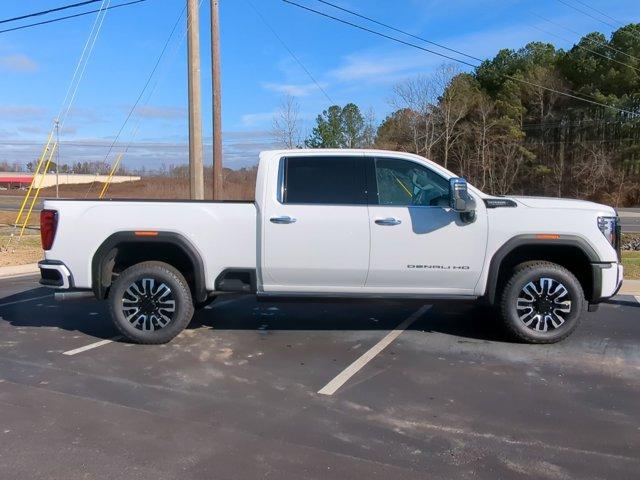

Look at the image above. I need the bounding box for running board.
[257,292,478,302]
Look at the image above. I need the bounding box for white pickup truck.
[39,149,623,344]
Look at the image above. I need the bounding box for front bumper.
[38,260,73,289]
[591,261,623,303]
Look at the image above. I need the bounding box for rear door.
[366,157,487,294]
[261,154,370,292]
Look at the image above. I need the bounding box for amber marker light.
[536,234,560,240]
[134,231,159,237]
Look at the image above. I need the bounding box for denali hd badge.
[408,265,470,270]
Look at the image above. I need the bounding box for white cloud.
[0,106,47,119]
[329,50,442,85]
[240,111,276,128]
[0,54,38,73]
[327,13,598,88]
[135,105,187,120]
[262,82,328,97]
[0,131,277,170]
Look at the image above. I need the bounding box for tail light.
[40,209,58,251]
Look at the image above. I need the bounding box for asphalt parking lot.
[619,209,640,233]
[0,276,638,479]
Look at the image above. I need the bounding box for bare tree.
[487,134,533,195]
[472,92,498,191]
[572,145,613,199]
[391,75,439,158]
[360,108,377,148]
[433,64,474,170]
[272,94,301,149]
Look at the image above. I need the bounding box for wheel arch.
[485,234,600,305]
[91,231,207,303]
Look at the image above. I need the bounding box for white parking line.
[318,305,431,396]
[0,294,52,308]
[62,336,122,356]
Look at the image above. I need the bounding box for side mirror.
[449,178,477,222]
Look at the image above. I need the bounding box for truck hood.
[510,196,616,214]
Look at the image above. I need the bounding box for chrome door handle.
[375,217,402,226]
[270,215,297,224]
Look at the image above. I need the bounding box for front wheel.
[108,261,194,344]
[499,261,585,344]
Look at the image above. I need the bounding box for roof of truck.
[261,148,429,159]
[260,149,457,178]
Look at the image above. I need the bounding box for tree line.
[274,23,640,206]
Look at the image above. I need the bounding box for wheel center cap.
[536,298,552,314]
[141,297,155,314]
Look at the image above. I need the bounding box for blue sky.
[0,0,638,170]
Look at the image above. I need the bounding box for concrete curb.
[0,263,39,278]
[619,279,640,296]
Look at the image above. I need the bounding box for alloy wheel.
[516,277,572,333]
[122,277,176,332]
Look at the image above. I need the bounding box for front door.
[262,154,370,293]
[366,157,488,295]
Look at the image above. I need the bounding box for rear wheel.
[499,261,585,344]
[108,261,194,344]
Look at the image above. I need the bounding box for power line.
[282,0,639,118]
[58,0,111,133]
[528,23,640,74]
[522,118,637,129]
[565,0,625,26]
[243,0,334,104]
[314,0,482,64]
[282,1,477,68]
[0,0,102,25]
[507,75,637,117]
[99,0,197,195]
[554,0,640,42]
[84,3,187,197]
[531,12,640,64]
[555,0,618,30]
[0,0,146,35]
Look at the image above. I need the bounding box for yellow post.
[99,153,124,198]
[14,130,54,226]
[18,142,58,240]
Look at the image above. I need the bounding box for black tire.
[108,261,194,344]
[499,261,585,344]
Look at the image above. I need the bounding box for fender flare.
[485,234,600,304]
[91,231,207,302]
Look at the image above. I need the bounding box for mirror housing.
[449,178,477,222]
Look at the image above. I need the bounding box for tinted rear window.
[283,156,366,205]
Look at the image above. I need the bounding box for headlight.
[597,216,617,247]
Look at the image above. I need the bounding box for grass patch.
[0,235,42,267]
[0,210,39,227]
[622,251,640,280]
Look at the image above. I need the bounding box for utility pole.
[187,0,204,200]
[55,119,60,198]
[210,0,223,200]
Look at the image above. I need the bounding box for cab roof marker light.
[134,231,158,237]
[536,234,560,240]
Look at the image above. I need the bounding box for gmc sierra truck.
[38,149,623,344]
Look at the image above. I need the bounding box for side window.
[374,158,449,207]
[282,156,367,205]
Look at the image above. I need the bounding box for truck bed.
[43,199,258,291]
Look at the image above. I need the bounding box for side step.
[215,269,256,293]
